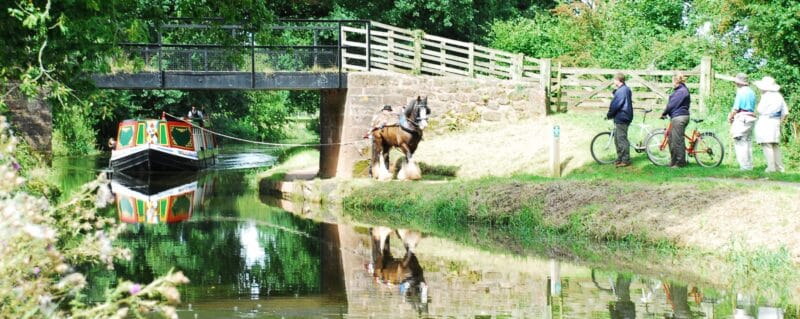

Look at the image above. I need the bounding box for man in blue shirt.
[606,73,633,167]
[727,73,757,170]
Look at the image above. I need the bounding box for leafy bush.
[0,116,188,318]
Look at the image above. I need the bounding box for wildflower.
[161,286,181,304]
[32,266,41,275]
[11,161,19,171]
[166,271,190,285]
[56,273,86,291]
[129,283,142,295]
[110,307,129,319]
[55,263,69,273]
[162,306,178,319]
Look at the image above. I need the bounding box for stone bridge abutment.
[318,71,546,178]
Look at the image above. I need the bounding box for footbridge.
[91,19,550,178]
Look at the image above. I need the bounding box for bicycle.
[590,108,656,164]
[644,118,725,167]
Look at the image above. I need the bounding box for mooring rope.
[164,112,364,147]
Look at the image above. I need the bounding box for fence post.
[467,43,475,78]
[387,30,395,71]
[412,30,423,75]
[554,62,562,113]
[512,53,524,81]
[366,22,372,71]
[550,125,561,177]
[440,40,447,76]
[699,56,713,114]
[540,58,551,114]
[340,25,347,70]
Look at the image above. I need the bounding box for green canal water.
[52,148,798,318]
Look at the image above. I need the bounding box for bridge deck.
[93,71,347,90]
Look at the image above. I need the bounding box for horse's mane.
[404,98,416,118]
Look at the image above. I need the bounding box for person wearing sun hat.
[753,76,790,173]
[728,73,757,170]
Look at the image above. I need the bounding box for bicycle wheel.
[645,129,670,166]
[590,132,617,164]
[693,132,725,167]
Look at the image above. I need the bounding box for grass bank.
[342,175,800,301]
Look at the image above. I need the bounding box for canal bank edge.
[260,169,800,298]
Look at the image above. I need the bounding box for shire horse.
[371,96,429,180]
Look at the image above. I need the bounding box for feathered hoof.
[403,160,422,180]
[377,167,392,181]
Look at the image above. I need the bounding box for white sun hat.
[754,76,780,91]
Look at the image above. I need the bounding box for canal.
[52,147,797,318]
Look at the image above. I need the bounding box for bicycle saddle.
[643,109,653,113]
[692,119,704,123]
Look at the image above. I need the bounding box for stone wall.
[4,87,52,156]
[319,89,347,178]
[333,71,546,178]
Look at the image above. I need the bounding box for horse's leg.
[382,144,391,170]
[371,134,382,179]
[399,140,421,180]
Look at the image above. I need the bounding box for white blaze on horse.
[369,96,430,181]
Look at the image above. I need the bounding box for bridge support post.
[3,87,52,157]
[319,89,348,178]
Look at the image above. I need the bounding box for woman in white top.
[753,76,790,173]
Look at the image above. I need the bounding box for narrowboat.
[109,117,217,172]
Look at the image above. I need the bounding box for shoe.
[615,162,631,167]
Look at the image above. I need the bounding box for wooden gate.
[550,67,700,112]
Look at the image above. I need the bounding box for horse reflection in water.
[368,226,429,308]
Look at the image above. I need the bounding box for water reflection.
[52,154,798,318]
[369,227,428,313]
[111,173,207,224]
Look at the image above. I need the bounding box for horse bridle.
[408,101,429,128]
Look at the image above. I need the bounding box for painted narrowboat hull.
[110,119,217,173]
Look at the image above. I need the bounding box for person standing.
[606,73,633,167]
[753,76,789,173]
[660,73,691,168]
[187,105,204,126]
[727,73,757,170]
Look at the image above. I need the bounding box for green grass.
[565,155,800,184]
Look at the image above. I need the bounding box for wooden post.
[467,43,475,78]
[512,53,524,81]
[699,56,713,114]
[387,30,395,72]
[540,58,551,100]
[550,125,561,177]
[555,62,562,113]
[412,30,423,75]
[440,40,447,75]
[340,27,347,70]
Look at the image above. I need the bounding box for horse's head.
[406,96,429,130]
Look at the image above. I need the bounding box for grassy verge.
[342,175,800,301]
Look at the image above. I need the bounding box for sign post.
[550,125,561,177]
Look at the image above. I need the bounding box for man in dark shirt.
[607,73,634,167]
[660,73,691,167]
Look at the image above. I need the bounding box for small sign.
[553,125,560,138]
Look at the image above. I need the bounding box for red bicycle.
[644,119,725,167]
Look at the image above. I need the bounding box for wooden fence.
[340,21,547,87]
[341,21,716,113]
[551,67,701,112]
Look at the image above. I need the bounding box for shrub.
[0,116,188,318]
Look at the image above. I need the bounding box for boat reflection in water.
[110,172,211,224]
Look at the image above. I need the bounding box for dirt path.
[413,117,597,178]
